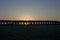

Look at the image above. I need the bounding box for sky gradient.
[0,0,60,21]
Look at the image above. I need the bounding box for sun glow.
[18,16,34,21]
[21,22,30,25]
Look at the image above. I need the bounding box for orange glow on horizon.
[0,16,60,21]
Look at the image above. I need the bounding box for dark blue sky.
[0,0,60,21]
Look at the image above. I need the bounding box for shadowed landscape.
[0,20,60,40]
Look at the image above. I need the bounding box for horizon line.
[0,20,60,22]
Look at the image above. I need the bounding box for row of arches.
[0,21,60,25]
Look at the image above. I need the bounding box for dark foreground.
[0,24,60,40]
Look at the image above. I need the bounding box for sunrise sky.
[0,0,60,21]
